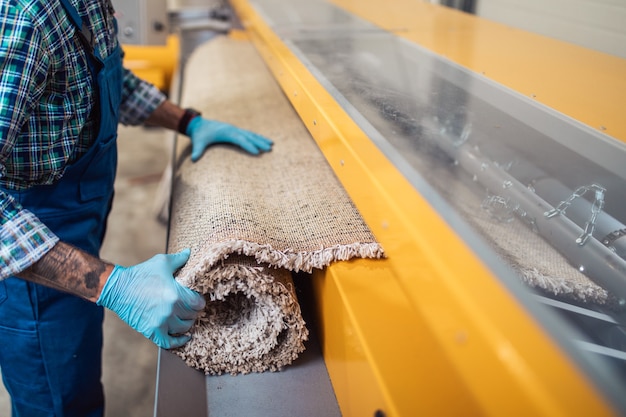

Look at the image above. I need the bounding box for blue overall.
[0,0,122,415]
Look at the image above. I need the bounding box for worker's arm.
[16,241,205,349]
[118,65,273,159]
[143,99,185,131]
[17,241,112,302]
[145,99,274,160]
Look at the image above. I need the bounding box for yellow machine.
[230,1,626,415]
[148,1,626,416]
[122,35,179,92]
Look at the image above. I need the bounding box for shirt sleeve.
[0,204,59,280]
[0,4,59,279]
[118,67,167,126]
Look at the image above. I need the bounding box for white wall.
[476,0,626,59]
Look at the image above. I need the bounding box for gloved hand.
[96,249,206,349]
[186,116,273,162]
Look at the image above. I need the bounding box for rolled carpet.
[173,256,309,375]
[168,34,384,375]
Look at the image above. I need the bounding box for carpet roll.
[168,34,383,375]
[173,256,308,375]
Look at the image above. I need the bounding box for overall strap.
[58,0,97,55]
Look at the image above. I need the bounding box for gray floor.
[0,124,172,417]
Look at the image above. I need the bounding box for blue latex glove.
[96,249,206,349]
[186,117,273,162]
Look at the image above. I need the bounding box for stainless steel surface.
[204,312,341,417]
[167,0,224,10]
[168,0,232,34]
[156,320,341,417]
[155,351,208,417]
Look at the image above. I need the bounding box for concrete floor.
[0,124,172,417]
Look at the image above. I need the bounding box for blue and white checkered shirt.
[0,0,166,278]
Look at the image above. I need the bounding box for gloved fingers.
[153,333,192,350]
[190,141,208,162]
[250,133,274,149]
[168,316,195,335]
[176,286,206,312]
[235,136,262,155]
[191,137,267,160]
[249,138,273,153]
[234,130,273,149]
[167,334,192,349]
[238,131,273,153]
[229,131,274,155]
[164,248,191,273]
[148,323,193,349]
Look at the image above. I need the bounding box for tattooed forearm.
[18,242,114,302]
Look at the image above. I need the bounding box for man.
[0,0,273,415]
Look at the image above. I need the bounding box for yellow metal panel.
[312,261,482,416]
[328,0,626,144]
[122,34,179,92]
[229,0,619,415]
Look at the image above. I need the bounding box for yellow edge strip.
[230,0,617,415]
[330,0,626,144]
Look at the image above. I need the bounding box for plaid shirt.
[0,0,166,278]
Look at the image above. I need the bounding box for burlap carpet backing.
[457,188,611,305]
[400,141,612,306]
[168,35,383,375]
[325,74,610,305]
[344,78,612,305]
